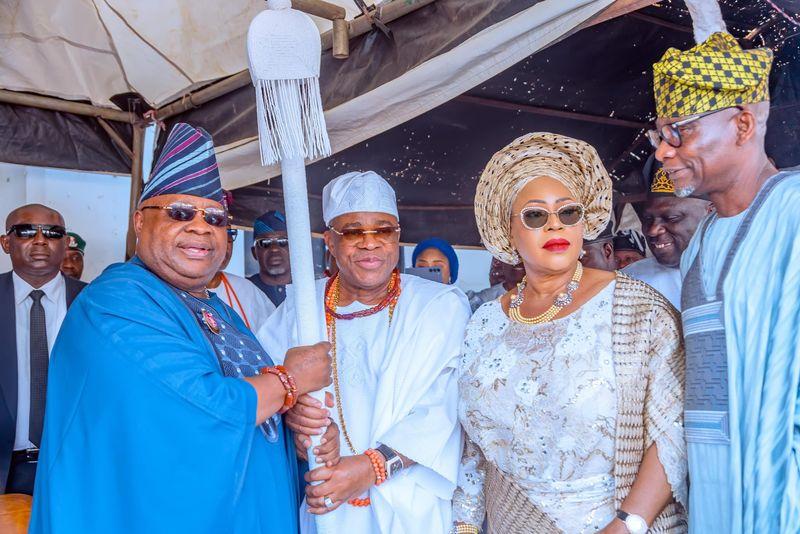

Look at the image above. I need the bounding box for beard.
[674,185,695,198]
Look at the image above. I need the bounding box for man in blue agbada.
[30,123,337,533]
[651,33,800,532]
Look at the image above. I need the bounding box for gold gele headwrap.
[651,168,675,195]
[474,132,613,265]
[653,32,772,119]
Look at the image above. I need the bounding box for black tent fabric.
[0,102,133,174]
[225,0,800,246]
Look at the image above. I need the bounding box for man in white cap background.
[257,170,471,533]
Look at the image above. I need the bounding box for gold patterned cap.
[474,132,613,265]
[653,32,772,118]
[651,168,675,195]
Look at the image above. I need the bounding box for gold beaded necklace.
[325,272,401,455]
[508,262,583,325]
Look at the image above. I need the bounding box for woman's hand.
[303,455,376,515]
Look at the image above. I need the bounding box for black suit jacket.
[0,271,86,492]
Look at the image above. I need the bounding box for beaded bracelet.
[364,448,387,486]
[452,524,480,534]
[261,366,297,413]
[346,449,387,508]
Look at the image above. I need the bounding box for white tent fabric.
[215,0,614,190]
[0,0,358,107]
[1,0,612,187]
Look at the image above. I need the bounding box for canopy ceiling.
[1,0,798,247]
[0,0,358,108]
[226,0,800,245]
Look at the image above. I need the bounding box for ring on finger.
[323,496,335,508]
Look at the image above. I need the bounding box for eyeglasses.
[140,202,228,228]
[513,203,585,230]
[647,106,743,149]
[255,237,289,249]
[227,228,238,242]
[328,225,401,244]
[6,224,67,240]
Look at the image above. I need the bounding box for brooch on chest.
[201,309,221,334]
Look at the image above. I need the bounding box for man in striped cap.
[30,124,335,533]
[651,33,800,532]
[250,210,291,307]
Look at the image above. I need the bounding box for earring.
[580,249,587,259]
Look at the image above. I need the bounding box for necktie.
[29,289,48,447]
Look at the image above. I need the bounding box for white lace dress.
[453,282,618,533]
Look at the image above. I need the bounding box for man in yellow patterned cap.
[651,32,800,533]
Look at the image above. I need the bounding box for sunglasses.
[514,203,585,230]
[6,224,67,240]
[647,106,743,149]
[141,202,228,228]
[328,225,401,244]
[255,237,289,249]
[227,228,238,242]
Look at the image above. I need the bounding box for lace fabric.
[455,283,617,533]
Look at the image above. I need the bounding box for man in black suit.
[0,204,86,494]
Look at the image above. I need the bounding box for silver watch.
[375,443,404,479]
[616,510,648,534]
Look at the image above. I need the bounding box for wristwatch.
[616,510,648,534]
[375,443,404,479]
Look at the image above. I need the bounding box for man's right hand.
[283,341,332,396]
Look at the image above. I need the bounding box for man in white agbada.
[257,171,470,534]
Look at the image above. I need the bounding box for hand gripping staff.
[247,1,333,530]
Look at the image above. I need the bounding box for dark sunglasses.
[328,225,401,244]
[227,228,239,242]
[514,203,585,230]
[141,202,228,228]
[647,106,743,149]
[255,237,289,249]
[6,224,67,240]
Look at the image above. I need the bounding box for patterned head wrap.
[653,32,772,119]
[140,123,223,204]
[66,232,86,254]
[253,210,287,237]
[474,132,613,265]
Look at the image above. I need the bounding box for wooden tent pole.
[0,89,134,123]
[125,123,146,259]
[97,118,134,160]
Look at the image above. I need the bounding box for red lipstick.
[543,238,570,252]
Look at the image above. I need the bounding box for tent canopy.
[1,0,798,247]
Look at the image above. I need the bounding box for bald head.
[1,203,68,288]
[6,204,64,230]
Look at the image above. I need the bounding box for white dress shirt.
[13,272,67,450]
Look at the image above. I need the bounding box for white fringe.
[684,0,727,44]
[254,77,332,166]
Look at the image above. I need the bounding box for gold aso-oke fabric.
[654,32,772,118]
[474,132,612,265]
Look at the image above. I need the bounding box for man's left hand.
[304,454,376,515]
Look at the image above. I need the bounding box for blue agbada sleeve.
[30,261,298,534]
